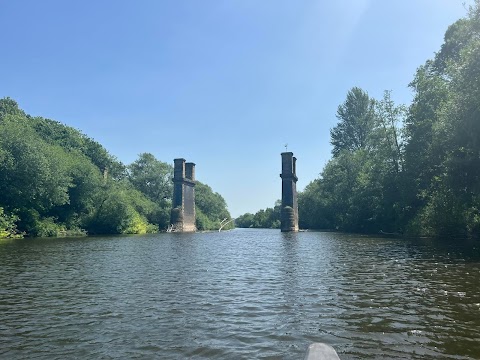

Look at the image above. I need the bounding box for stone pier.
[280,152,299,232]
[171,158,196,232]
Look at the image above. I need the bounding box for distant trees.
[0,98,233,237]
[235,201,281,229]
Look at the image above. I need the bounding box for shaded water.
[1,229,479,359]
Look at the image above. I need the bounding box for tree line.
[0,99,233,238]
[238,3,480,238]
[235,201,282,229]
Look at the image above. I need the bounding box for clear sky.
[0,0,473,217]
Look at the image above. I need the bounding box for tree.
[195,182,233,230]
[128,153,173,203]
[235,213,255,228]
[0,97,25,119]
[83,179,159,235]
[330,87,376,156]
[29,115,126,180]
[0,116,72,225]
[403,2,480,236]
[0,98,162,236]
[299,88,408,233]
[235,201,281,229]
[0,97,236,235]
[373,90,406,174]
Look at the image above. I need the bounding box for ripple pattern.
[0,230,479,359]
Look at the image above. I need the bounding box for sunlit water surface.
[1,229,479,359]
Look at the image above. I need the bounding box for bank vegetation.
[0,100,233,238]
[237,3,480,238]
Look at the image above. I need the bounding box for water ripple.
[0,230,479,359]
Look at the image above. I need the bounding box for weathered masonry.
[171,158,196,232]
[280,152,299,232]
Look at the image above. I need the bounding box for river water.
[1,229,479,359]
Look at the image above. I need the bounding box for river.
[1,229,479,359]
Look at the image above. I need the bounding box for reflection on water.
[0,229,479,359]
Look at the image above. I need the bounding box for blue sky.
[0,0,472,217]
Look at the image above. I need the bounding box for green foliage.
[4,2,478,238]
[402,3,480,237]
[0,115,72,215]
[123,212,158,235]
[195,208,214,231]
[0,98,164,236]
[298,180,331,230]
[296,2,480,238]
[330,87,376,156]
[29,115,126,179]
[32,217,67,238]
[0,207,22,239]
[0,97,25,119]
[0,97,233,236]
[83,179,160,235]
[235,213,255,228]
[195,182,233,230]
[128,153,173,203]
[299,89,408,234]
[373,90,406,174]
[235,201,281,229]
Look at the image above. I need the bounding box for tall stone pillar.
[171,158,196,232]
[280,152,299,232]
